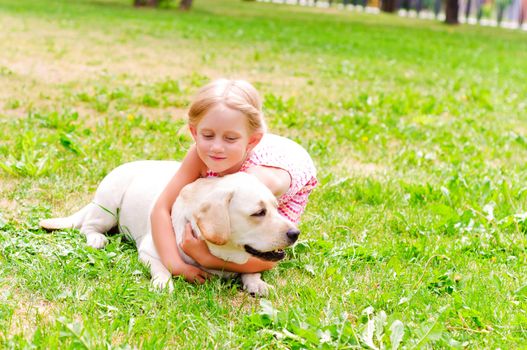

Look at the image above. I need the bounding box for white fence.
[259,0,527,31]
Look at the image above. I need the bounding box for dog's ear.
[194,190,234,246]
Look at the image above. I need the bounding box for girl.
[151,79,317,283]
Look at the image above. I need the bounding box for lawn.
[1,0,527,348]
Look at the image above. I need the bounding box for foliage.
[0,0,526,347]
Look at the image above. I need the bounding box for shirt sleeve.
[243,134,317,223]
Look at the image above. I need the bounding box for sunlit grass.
[1,0,527,347]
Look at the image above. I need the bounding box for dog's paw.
[243,279,274,297]
[151,276,174,293]
[86,233,108,249]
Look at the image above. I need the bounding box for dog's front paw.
[243,279,274,297]
[86,233,108,249]
[151,275,174,293]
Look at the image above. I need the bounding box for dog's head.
[180,172,299,264]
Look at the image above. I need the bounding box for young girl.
[151,79,317,283]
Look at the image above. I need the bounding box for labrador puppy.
[40,161,300,296]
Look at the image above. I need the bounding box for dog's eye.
[251,209,267,217]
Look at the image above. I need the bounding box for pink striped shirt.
[206,133,317,224]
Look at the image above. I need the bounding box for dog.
[39,160,300,296]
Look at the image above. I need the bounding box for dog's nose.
[286,229,300,243]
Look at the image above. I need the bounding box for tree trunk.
[464,0,471,20]
[476,0,483,22]
[381,0,397,12]
[434,0,441,18]
[179,0,193,10]
[521,0,526,27]
[134,0,158,6]
[445,0,459,24]
[401,0,410,12]
[496,3,505,26]
[416,0,423,15]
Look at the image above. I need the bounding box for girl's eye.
[251,209,267,217]
[225,137,238,142]
[202,134,214,139]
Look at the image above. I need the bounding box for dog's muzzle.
[244,228,300,261]
[244,245,286,261]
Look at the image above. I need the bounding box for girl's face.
[190,104,261,175]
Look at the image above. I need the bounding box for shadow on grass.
[88,0,181,12]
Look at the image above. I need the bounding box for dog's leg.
[79,203,117,249]
[241,273,273,297]
[78,164,135,249]
[137,236,174,292]
[138,251,174,292]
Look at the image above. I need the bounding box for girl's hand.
[181,223,218,268]
[170,259,210,284]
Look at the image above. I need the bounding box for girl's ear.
[247,132,263,152]
[189,125,197,140]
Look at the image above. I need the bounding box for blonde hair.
[187,79,267,134]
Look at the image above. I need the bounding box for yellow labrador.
[40,161,299,296]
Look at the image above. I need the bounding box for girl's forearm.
[149,145,206,276]
[202,255,276,273]
[150,208,184,274]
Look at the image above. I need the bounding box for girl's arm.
[245,166,291,198]
[150,145,210,283]
[181,165,291,273]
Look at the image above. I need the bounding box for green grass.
[1,0,527,347]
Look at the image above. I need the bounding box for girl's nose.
[210,139,223,152]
